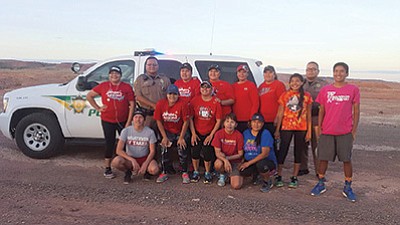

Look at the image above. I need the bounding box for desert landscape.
[0,60,400,224]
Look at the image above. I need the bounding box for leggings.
[277,130,307,164]
[160,130,190,173]
[101,120,125,159]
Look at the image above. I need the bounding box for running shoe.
[182,172,190,184]
[156,173,169,183]
[204,172,212,184]
[103,167,116,179]
[217,174,226,187]
[342,181,356,202]
[274,175,284,187]
[260,179,273,193]
[191,171,200,183]
[123,170,132,185]
[143,172,152,181]
[288,176,298,188]
[311,180,326,196]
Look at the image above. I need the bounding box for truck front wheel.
[15,113,64,159]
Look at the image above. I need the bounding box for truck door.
[65,60,135,138]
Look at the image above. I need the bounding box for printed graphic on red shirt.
[154,99,189,134]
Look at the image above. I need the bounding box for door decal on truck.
[46,95,88,114]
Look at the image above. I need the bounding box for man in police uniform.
[299,61,328,176]
[134,56,171,136]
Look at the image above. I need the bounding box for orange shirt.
[258,80,286,123]
[278,90,313,131]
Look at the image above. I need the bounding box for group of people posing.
[86,57,360,202]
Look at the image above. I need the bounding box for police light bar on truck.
[134,49,164,56]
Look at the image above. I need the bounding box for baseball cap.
[200,80,212,87]
[133,110,146,118]
[109,66,122,75]
[180,62,192,72]
[208,64,221,71]
[263,65,275,73]
[166,84,179,95]
[251,113,265,122]
[237,64,248,72]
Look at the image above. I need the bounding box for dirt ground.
[1,66,400,224]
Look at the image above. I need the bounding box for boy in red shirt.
[189,81,222,184]
[154,84,191,184]
[208,64,235,118]
[212,113,244,189]
[174,63,200,103]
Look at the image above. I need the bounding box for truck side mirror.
[76,76,87,91]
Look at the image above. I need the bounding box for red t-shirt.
[232,80,260,122]
[154,98,190,135]
[212,129,244,163]
[258,80,286,123]
[190,96,222,136]
[278,90,313,131]
[92,81,135,123]
[174,77,201,103]
[210,80,235,118]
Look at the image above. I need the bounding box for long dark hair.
[289,73,305,119]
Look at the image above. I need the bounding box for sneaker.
[217,174,226,187]
[123,170,132,185]
[182,172,190,184]
[288,176,298,188]
[298,169,310,176]
[260,180,273,193]
[274,176,284,187]
[103,167,116,179]
[204,172,212,184]
[191,171,200,183]
[311,180,326,196]
[342,181,356,202]
[252,173,261,185]
[143,172,152,181]
[156,173,169,183]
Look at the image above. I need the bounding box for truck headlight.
[2,97,9,112]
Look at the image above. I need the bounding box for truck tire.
[15,112,64,159]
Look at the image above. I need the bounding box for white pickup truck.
[0,50,264,158]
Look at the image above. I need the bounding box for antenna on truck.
[209,0,217,56]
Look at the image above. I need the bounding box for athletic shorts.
[239,158,276,177]
[228,162,241,176]
[134,156,148,166]
[318,133,353,162]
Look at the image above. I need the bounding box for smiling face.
[237,69,248,82]
[250,119,264,132]
[109,71,121,84]
[223,117,237,133]
[180,68,192,82]
[208,69,220,81]
[289,76,303,92]
[200,83,213,97]
[167,92,179,105]
[333,65,348,84]
[263,70,275,83]
[133,114,145,128]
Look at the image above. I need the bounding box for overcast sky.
[1,0,399,81]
